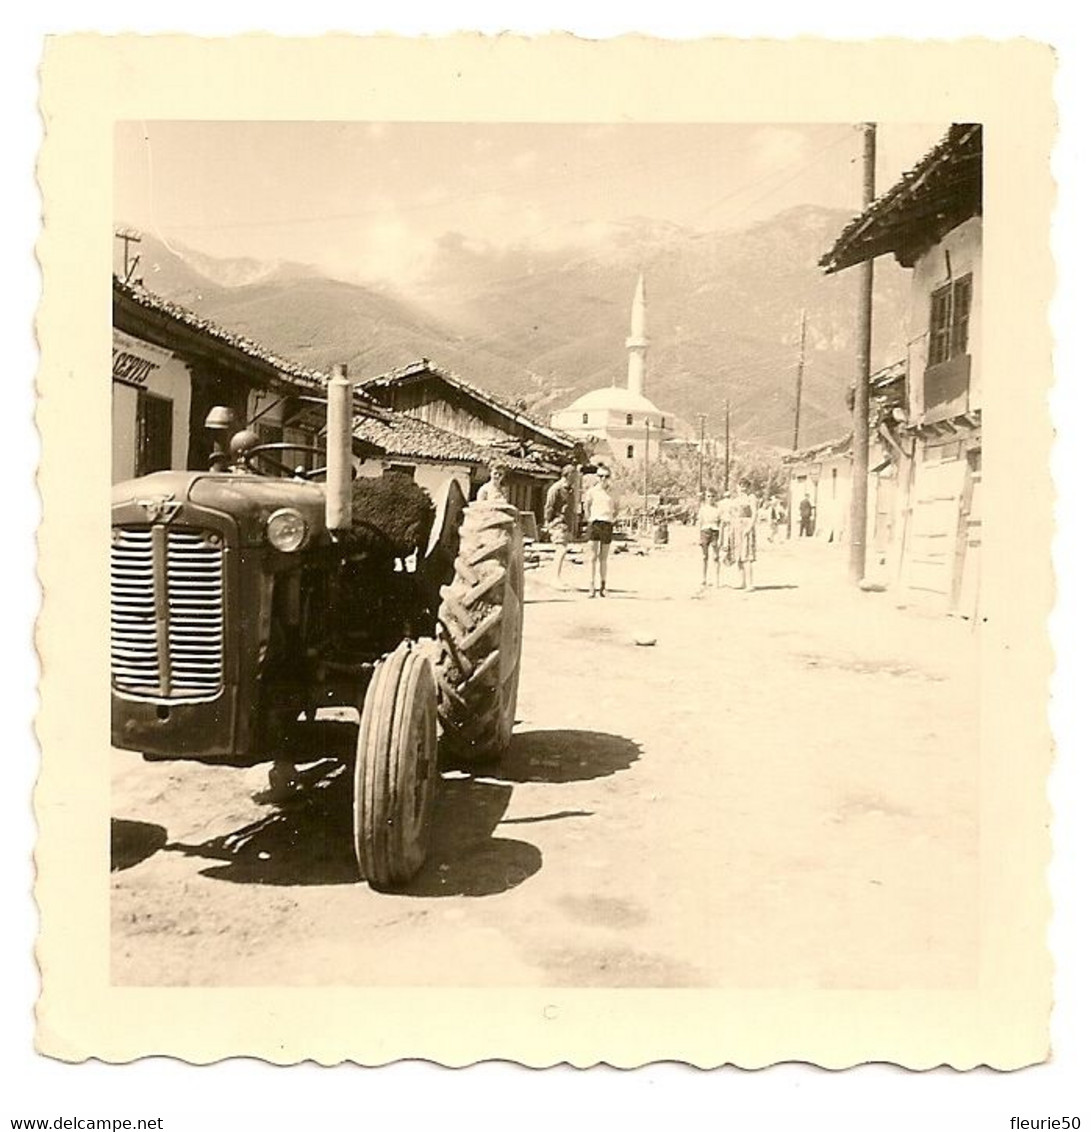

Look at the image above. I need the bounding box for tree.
[609,444,788,514]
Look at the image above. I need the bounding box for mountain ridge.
[116,208,909,449]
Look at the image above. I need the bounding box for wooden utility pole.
[849,124,877,583]
[115,229,143,286]
[697,413,707,495]
[723,399,731,494]
[792,309,807,450]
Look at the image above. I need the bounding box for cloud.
[324,214,436,285]
[751,127,808,174]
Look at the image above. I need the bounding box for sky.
[115,120,947,286]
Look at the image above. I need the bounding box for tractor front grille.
[110,526,225,700]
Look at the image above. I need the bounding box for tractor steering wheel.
[237,442,328,480]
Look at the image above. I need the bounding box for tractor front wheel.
[353,641,438,889]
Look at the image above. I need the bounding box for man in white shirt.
[584,465,617,597]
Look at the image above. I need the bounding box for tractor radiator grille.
[110,526,225,700]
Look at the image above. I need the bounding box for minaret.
[626,273,648,398]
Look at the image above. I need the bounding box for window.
[661,417,666,430]
[830,467,838,499]
[928,273,973,366]
[581,412,588,425]
[136,390,172,476]
[626,444,634,459]
[626,413,633,426]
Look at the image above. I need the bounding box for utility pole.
[115,228,143,287]
[643,417,650,525]
[849,123,877,583]
[697,413,707,495]
[723,399,731,495]
[792,309,807,451]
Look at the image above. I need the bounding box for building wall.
[355,456,473,504]
[787,453,849,539]
[786,437,907,565]
[906,216,983,422]
[381,376,570,454]
[896,214,983,616]
[111,329,192,483]
[551,407,672,463]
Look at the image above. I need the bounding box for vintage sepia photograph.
[33,34,1057,1072]
[108,120,985,989]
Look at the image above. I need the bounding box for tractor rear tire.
[353,641,438,889]
[435,499,525,765]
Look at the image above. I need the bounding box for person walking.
[697,489,721,588]
[544,463,578,589]
[732,482,759,590]
[584,465,617,597]
[476,462,508,502]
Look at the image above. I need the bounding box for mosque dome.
[565,385,664,415]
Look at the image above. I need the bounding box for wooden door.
[904,444,964,606]
[952,449,982,619]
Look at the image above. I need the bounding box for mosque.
[550,274,675,464]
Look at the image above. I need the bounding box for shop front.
[111,328,191,483]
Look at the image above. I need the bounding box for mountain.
[119,210,910,449]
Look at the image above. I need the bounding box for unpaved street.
[111,532,978,988]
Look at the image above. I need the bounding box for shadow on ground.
[160,722,539,895]
[144,726,635,894]
[494,729,641,784]
[110,818,167,872]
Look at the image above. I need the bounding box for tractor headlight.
[266,508,308,552]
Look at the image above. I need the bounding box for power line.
[689,126,858,224]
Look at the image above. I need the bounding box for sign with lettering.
[112,329,174,388]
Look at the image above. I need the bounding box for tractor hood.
[112,470,331,550]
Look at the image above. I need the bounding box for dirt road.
[111,531,978,988]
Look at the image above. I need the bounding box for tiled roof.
[290,395,557,475]
[361,358,580,449]
[352,410,485,465]
[819,124,982,273]
[784,433,853,464]
[113,276,328,390]
[354,413,556,476]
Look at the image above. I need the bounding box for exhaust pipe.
[325,363,353,533]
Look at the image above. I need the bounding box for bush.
[347,474,436,558]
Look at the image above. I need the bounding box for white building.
[551,274,675,464]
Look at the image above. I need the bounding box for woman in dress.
[731,481,758,590]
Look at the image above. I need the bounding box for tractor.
[110,365,525,888]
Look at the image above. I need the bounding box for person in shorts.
[697,489,721,588]
[544,463,577,588]
[584,465,617,597]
